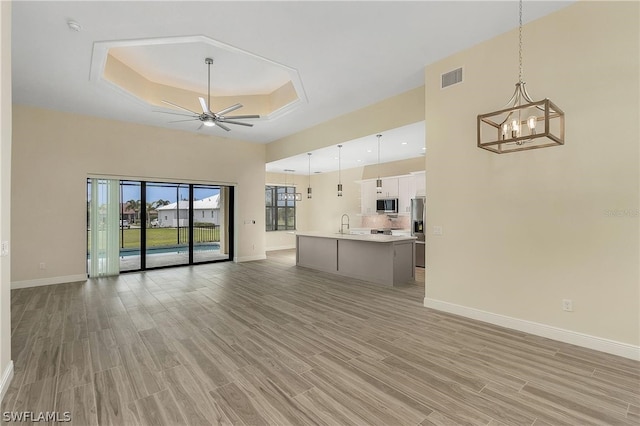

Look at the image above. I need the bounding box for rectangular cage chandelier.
[477,0,565,154]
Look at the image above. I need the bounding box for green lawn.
[88,227,220,249]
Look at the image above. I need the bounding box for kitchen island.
[295,231,416,287]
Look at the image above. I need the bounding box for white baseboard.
[234,254,267,263]
[424,298,640,361]
[0,360,14,403]
[11,274,87,289]
[265,245,295,252]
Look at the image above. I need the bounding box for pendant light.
[337,144,343,197]
[477,0,564,153]
[376,134,383,194]
[291,171,302,201]
[277,170,290,201]
[277,169,301,201]
[307,153,312,199]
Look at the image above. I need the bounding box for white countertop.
[295,231,417,243]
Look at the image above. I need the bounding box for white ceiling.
[11,1,573,172]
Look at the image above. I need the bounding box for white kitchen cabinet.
[378,177,398,198]
[361,175,419,215]
[360,180,377,214]
[414,171,426,197]
[398,176,415,214]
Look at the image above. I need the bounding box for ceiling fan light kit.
[159,57,260,132]
[477,0,564,154]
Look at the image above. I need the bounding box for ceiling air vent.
[441,67,463,89]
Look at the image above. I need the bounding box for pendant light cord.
[338,145,342,183]
[518,0,523,84]
[377,135,381,178]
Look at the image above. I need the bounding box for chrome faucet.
[340,214,350,234]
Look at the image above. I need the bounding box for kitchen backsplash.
[362,214,410,229]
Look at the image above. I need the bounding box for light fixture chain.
[518,0,523,84]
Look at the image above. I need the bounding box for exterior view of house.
[156,195,220,227]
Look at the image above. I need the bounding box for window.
[265,186,296,231]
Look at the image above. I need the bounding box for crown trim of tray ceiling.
[90,35,307,120]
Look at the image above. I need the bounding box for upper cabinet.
[361,180,377,215]
[413,171,426,197]
[398,176,415,214]
[379,177,398,198]
[360,172,424,215]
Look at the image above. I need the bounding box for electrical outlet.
[562,299,573,312]
[0,241,8,256]
[39,262,46,270]
[433,226,443,236]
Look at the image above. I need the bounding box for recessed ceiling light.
[357,159,362,162]
[367,149,372,153]
[67,20,82,32]
[401,142,407,145]
[421,147,426,150]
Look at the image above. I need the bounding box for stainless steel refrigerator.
[411,197,426,267]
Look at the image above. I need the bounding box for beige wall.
[11,106,267,285]
[266,87,424,163]
[0,0,12,398]
[304,167,364,234]
[424,1,639,348]
[361,157,425,181]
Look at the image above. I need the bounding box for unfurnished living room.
[0,1,639,425]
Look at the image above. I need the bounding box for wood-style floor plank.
[161,365,233,426]
[3,249,639,425]
[55,383,98,426]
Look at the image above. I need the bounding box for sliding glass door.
[87,178,233,275]
[120,181,141,272]
[192,185,230,263]
[145,182,190,269]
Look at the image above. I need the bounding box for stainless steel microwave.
[376,198,398,213]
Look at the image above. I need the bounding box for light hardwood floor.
[2,249,639,425]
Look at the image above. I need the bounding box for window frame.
[265,185,297,232]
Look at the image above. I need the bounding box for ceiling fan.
[158,57,260,132]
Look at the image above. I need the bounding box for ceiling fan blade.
[221,120,254,127]
[215,103,243,116]
[162,100,200,115]
[198,97,209,113]
[216,122,232,132]
[197,123,204,131]
[224,114,260,120]
[167,119,200,123]
[153,110,197,117]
